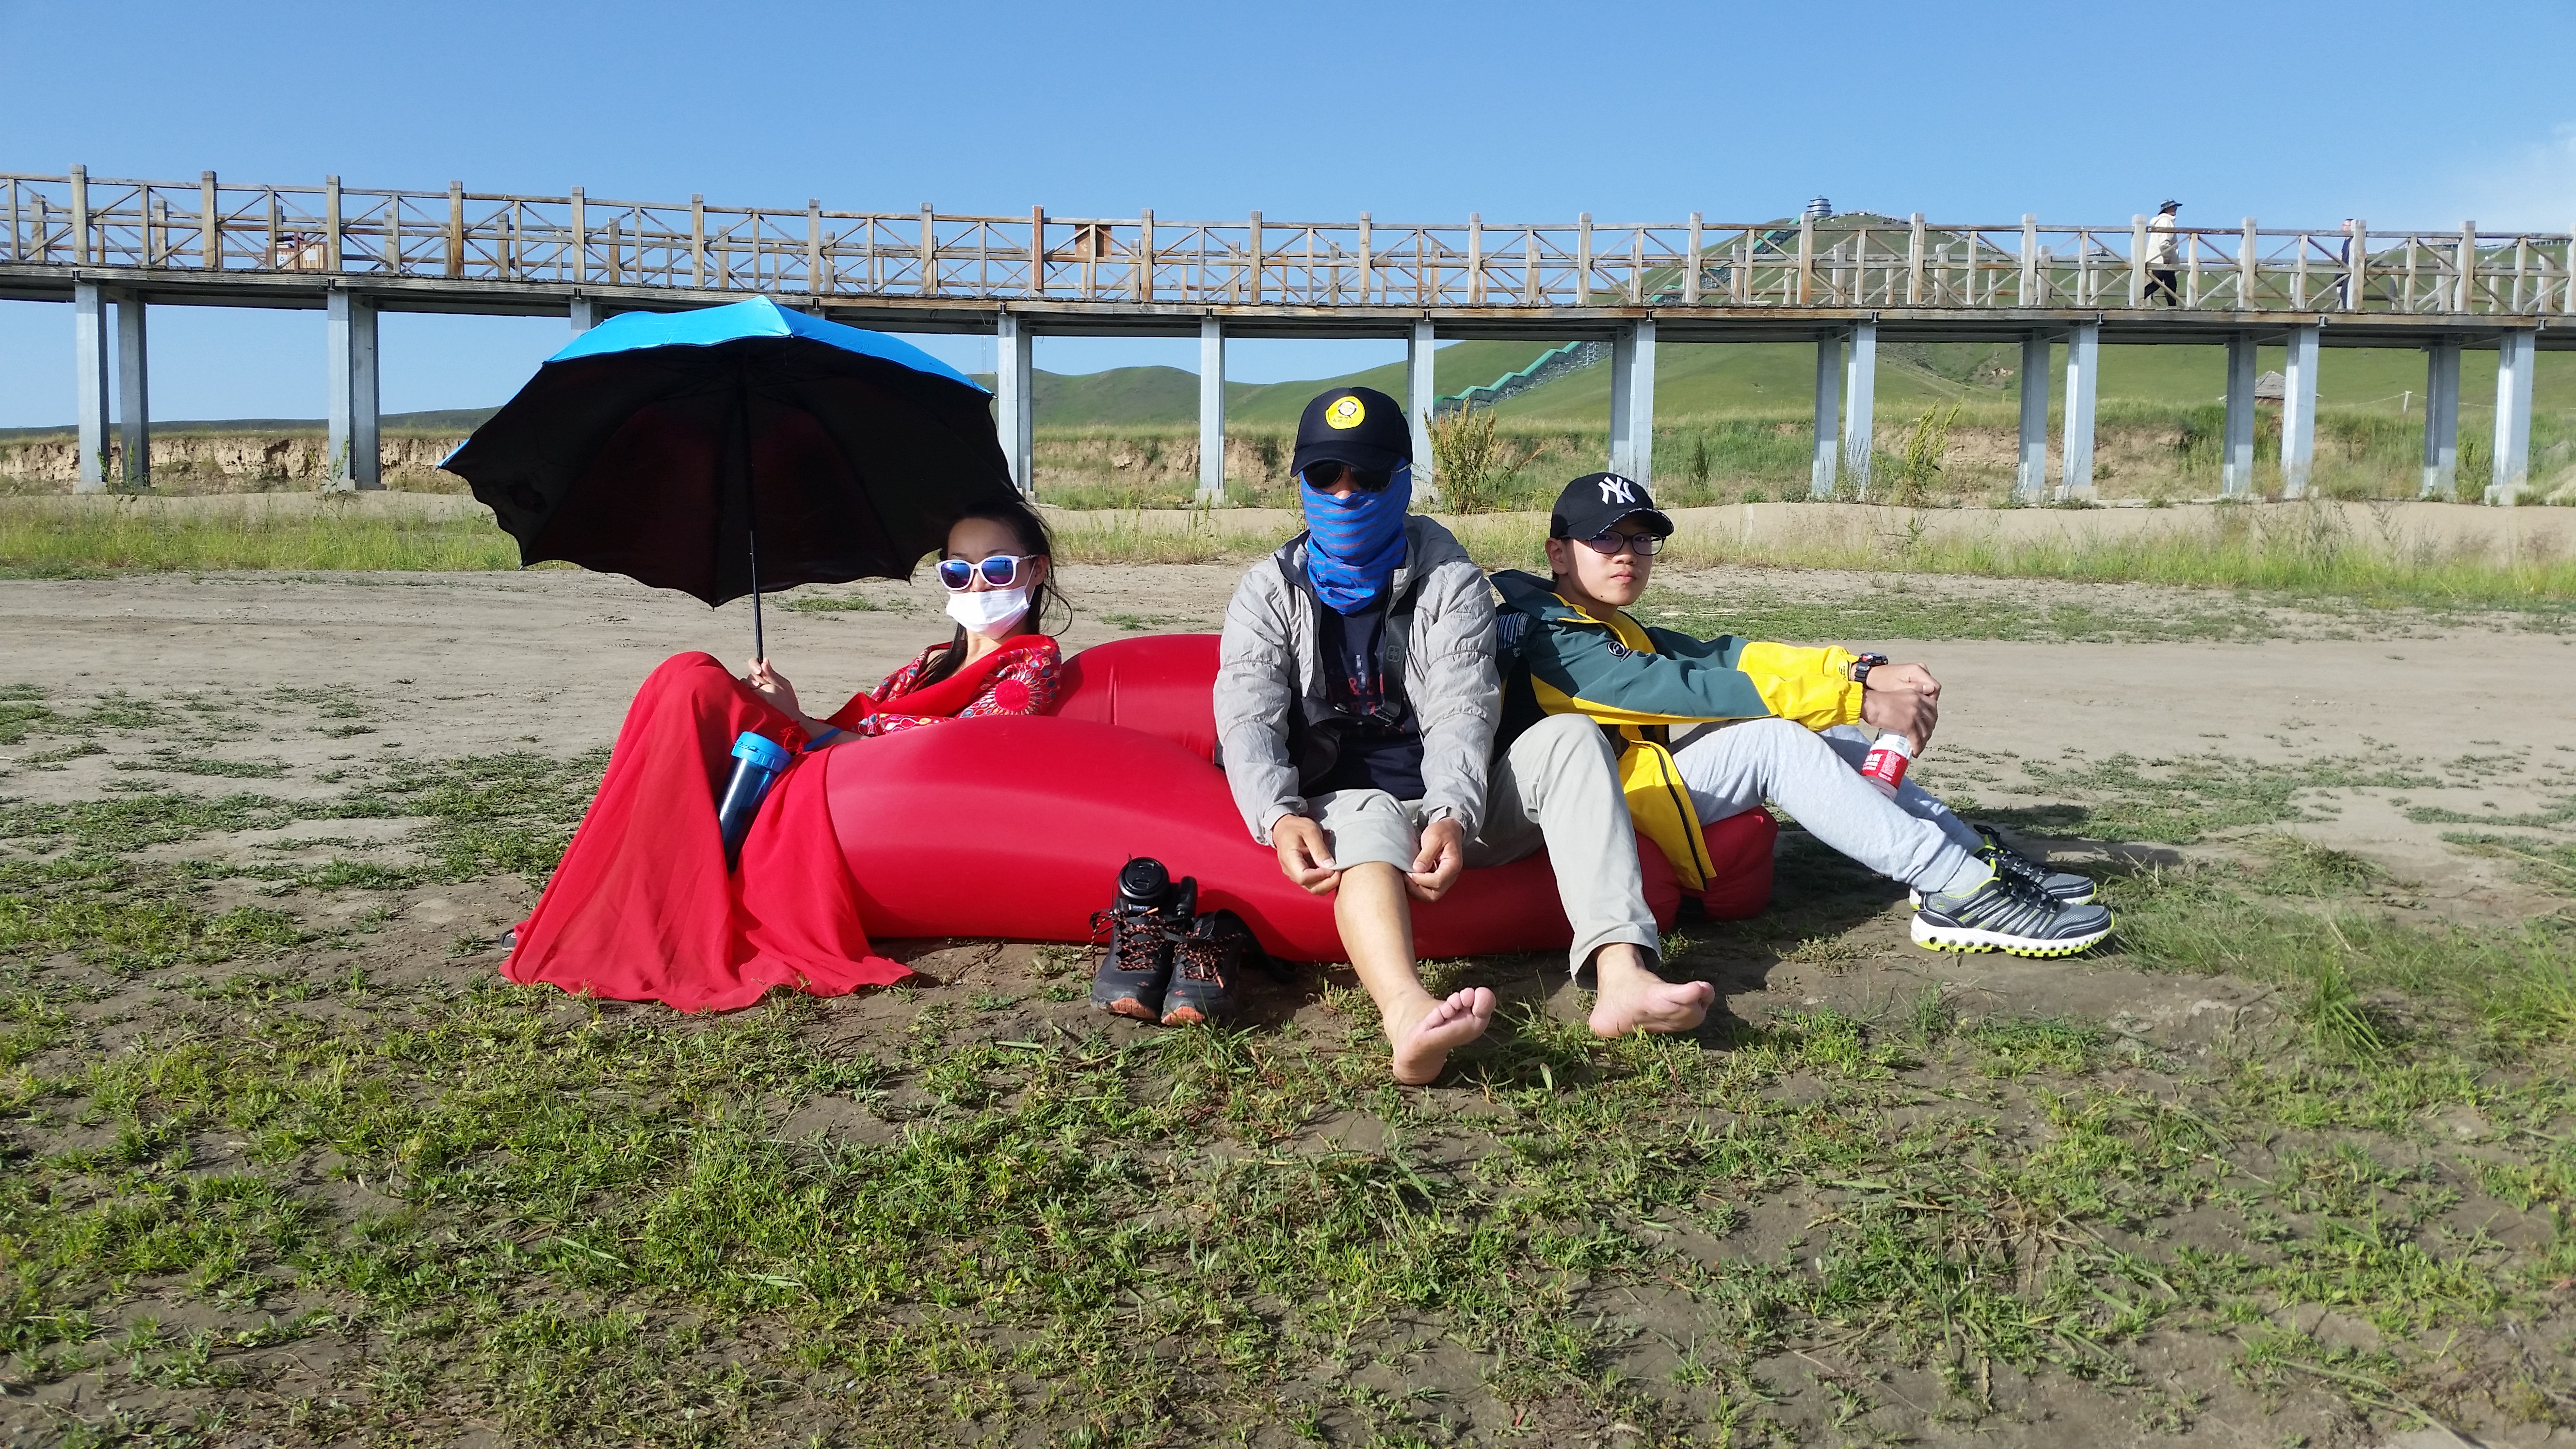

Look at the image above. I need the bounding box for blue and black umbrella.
[443,297,1014,657]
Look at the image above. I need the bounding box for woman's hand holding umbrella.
[744,659,847,746]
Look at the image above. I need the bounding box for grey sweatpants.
[1672,719,1983,893]
[1310,712,1661,977]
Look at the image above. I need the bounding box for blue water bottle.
[715,731,794,872]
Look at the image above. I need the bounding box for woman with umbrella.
[445,298,1064,1012]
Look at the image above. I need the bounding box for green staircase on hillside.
[1437,341,1607,416]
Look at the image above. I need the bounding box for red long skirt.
[502,652,911,1013]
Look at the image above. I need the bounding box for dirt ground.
[4,562,2564,912]
[5,565,2574,1448]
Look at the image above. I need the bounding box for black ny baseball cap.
[1291,386,1412,481]
[1551,472,1674,542]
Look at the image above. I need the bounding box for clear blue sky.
[4,0,2571,427]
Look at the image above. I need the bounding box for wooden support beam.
[202,172,220,270]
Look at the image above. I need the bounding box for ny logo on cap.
[1598,475,1637,505]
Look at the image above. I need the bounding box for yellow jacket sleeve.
[1732,642,1866,730]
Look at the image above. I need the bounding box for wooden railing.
[5,169,2570,315]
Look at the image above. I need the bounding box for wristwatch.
[1849,653,1890,686]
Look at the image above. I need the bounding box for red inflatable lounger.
[826,634,1774,961]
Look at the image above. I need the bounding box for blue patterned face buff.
[1297,462,1413,613]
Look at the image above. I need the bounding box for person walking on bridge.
[2143,200,2182,306]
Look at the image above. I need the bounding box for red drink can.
[1860,734,1913,797]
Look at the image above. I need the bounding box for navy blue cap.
[1290,386,1411,480]
[1551,472,1674,541]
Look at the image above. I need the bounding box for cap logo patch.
[1324,395,1366,430]
[1598,475,1637,504]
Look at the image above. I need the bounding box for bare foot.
[1589,977,1715,1038]
[1388,986,1496,1085]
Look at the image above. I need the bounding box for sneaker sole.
[1159,1005,1208,1027]
[1910,912,2114,957]
[1095,996,1164,1022]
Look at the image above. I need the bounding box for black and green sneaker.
[1912,865,2113,957]
[1974,824,2096,904]
[1910,826,2096,909]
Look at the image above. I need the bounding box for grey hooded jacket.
[1214,515,1498,844]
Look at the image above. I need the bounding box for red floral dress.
[856,636,1062,737]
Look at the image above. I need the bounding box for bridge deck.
[5,167,2563,501]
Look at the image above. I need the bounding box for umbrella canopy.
[443,297,1015,618]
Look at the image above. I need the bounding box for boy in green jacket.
[1494,473,2111,958]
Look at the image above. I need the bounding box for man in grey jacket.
[1215,388,1713,1085]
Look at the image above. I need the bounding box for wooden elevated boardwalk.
[3,168,2565,501]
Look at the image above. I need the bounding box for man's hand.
[1272,814,1342,895]
[1405,817,1466,902]
[1859,660,1941,749]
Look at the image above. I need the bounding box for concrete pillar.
[2487,330,2537,504]
[73,282,109,492]
[1841,321,1876,498]
[115,293,149,488]
[1809,333,1842,498]
[1197,316,1225,502]
[2060,321,2099,501]
[2280,324,2320,498]
[2015,332,2050,502]
[994,311,1034,497]
[569,296,598,333]
[2420,340,2461,499]
[1406,318,1436,499]
[325,290,381,491]
[1608,319,1657,485]
[2222,334,2259,496]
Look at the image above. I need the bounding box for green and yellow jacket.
[1492,569,1864,888]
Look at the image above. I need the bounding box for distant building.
[1803,196,1834,222]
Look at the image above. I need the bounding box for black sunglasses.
[1303,462,1391,493]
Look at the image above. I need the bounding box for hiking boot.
[1912,866,2114,957]
[1160,909,1252,1027]
[1909,826,2096,909]
[1088,877,1195,1022]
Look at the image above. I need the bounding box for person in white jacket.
[2144,200,2182,306]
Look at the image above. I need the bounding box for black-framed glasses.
[935,554,1036,590]
[1572,528,1667,557]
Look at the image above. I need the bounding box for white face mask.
[945,584,1031,637]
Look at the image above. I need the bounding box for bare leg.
[1587,943,1713,1037]
[1334,861,1494,1084]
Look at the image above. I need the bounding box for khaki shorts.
[1308,788,1431,873]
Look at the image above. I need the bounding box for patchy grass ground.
[2,677,2572,1448]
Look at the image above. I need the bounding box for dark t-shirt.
[1309,599,1428,800]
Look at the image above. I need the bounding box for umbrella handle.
[737,368,765,663]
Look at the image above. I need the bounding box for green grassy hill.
[1001,336,2569,434]
[974,340,1569,431]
